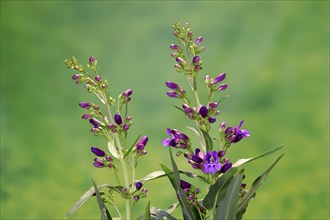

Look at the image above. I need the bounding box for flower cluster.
[91,146,114,169]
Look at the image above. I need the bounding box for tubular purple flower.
[199,106,208,118]
[214,73,226,83]
[91,146,106,157]
[203,151,222,174]
[195,36,203,44]
[219,84,228,91]
[165,81,179,90]
[170,44,179,50]
[166,91,178,98]
[192,56,200,64]
[114,114,122,125]
[79,102,91,109]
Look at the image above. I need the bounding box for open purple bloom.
[91,146,106,157]
[162,128,190,149]
[203,151,222,174]
[224,120,250,144]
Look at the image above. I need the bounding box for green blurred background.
[1,1,329,219]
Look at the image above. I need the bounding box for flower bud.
[79,102,91,109]
[208,102,218,109]
[170,44,179,50]
[81,113,90,119]
[218,150,226,157]
[72,74,80,80]
[106,156,112,161]
[123,124,129,131]
[89,118,102,128]
[218,84,228,91]
[214,73,226,83]
[122,89,133,97]
[192,56,200,64]
[195,36,203,44]
[220,122,226,130]
[135,181,143,190]
[176,57,184,64]
[187,31,193,37]
[208,117,216,123]
[133,195,139,201]
[93,161,104,168]
[166,91,178,98]
[165,81,179,90]
[91,146,106,157]
[95,75,101,82]
[199,106,208,118]
[89,56,95,64]
[114,114,122,125]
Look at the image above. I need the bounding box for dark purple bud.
[187,31,193,37]
[89,56,95,64]
[123,124,129,131]
[199,206,206,213]
[122,89,133,97]
[221,162,232,173]
[219,84,228,91]
[165,81,179,90]
[170,44,179,50]
[89,118,102,128]
[208,117,216,123]
[180,180,191,189]
[214,73,226,83]
[114,114,122,125]
[194,65,202,71]
[218,150,226,157]
[136,136,149,147]
[220,122,226,130]
[133,195,139,201]
[93,161,104,168]
[195,36,203,44]
[81,113,90,119]
[91,146,106,157]
[209,102,218,109]
[72,74,80,80]
[106,156,112,161]
[79,102,91,109]
[176,57,184,64]
[166,91,178,98]
[188,194,195,201]
[199,106,208,118]
[135,181,143,190]
[108,163,113,168]
[101,84,106,89]
[108,124,114,129]
[95,75,101,82]
[241,183,247,189]
[192,56,200,64]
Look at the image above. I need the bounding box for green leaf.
[215,173,244,220]
[236,153,284,219]
[203,167,238,209]
[65,184,114,218]
[200,129,213,152]
[169,148,196,220]
[124,134,143,158]
[144,201,151,220]
[233,144,284,167]
[217,95,229,105]
[91,179,112,220]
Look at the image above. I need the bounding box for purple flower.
[192,56,200,64]
[93,161,104,168]
[95,75,101,82]
[79,102,91,109]
[203,151,222,174]
[136,136,149,150]
[170,44,179,50]
[224,120,250,144]
[195,36,203,44]
[91,146,106,157]
[165,81,179,90]
[208,117,216,123]
[162,128,190,149]
[214,73,226,83]
[114,114,122,125]
[135,181,143,190]
[180,180,191,189]
[219,84,228,91]
[208,102,218,109]
[221,162,232,173]
[166,91,178,98]
[199,106,208,118]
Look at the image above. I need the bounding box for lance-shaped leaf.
[200,129,213,152]
[233,144,284,168]
[65,184,116,218]
[203,167,238,209]
[124,133,143,158]
[91,179,112,220]
[214,173,244,220]
[169,148,196,220]
[236,153,284,220]
[144,201,151,220]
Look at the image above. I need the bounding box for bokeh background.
[1,1,329,219]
